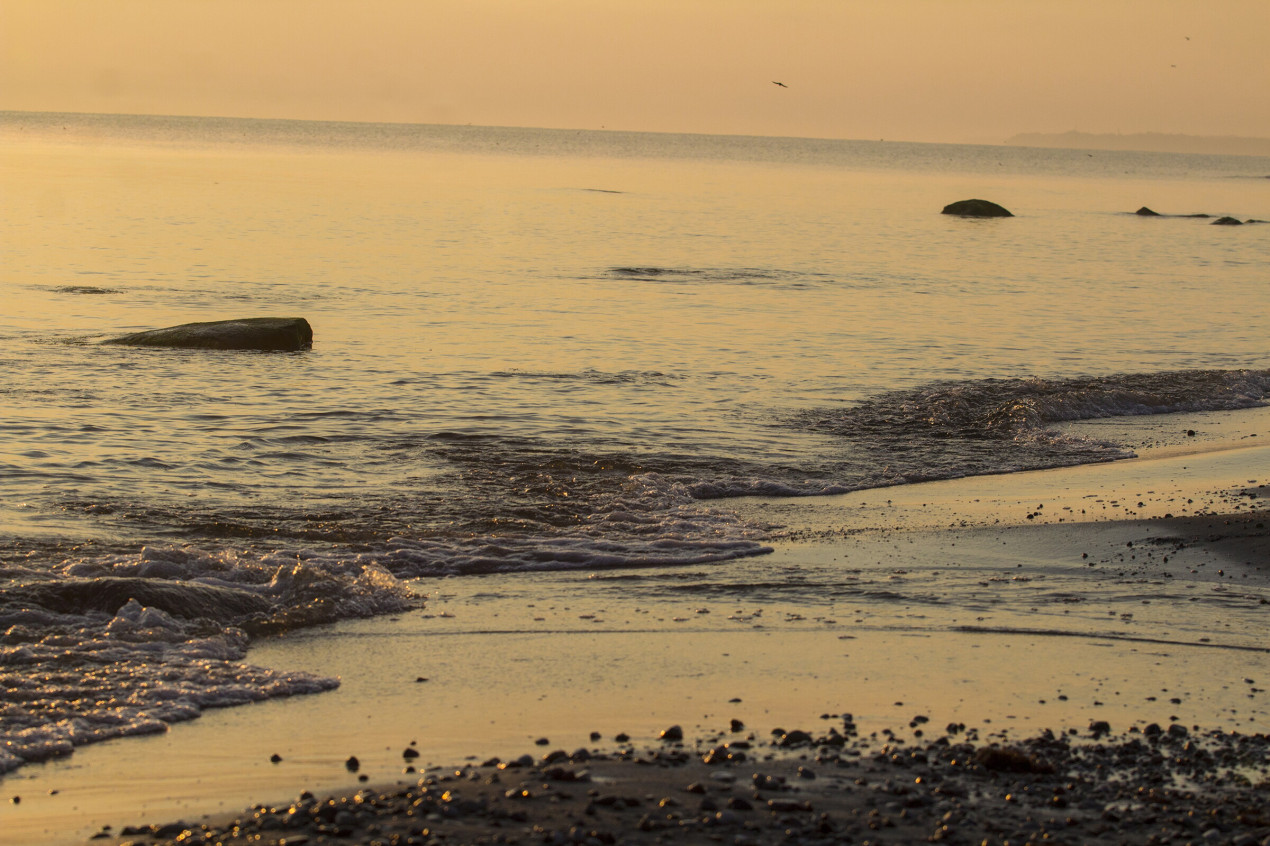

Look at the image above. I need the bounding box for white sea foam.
[0,548,411,773]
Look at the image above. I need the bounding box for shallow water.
[2,111,1269,772]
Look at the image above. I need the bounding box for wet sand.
[3,408,1268,845]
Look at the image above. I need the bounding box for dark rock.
[659,726,683,742]
[345,756,360,772]
[1212,216,1244,225]
[402,748,420,759]
[973,746,1054,774]
[729,718,745,733]
[103,317,313,351]
[941,199,1013,217]
[1135,206,1161,216]
[778,729,814,747]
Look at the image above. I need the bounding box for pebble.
[118,720,1270,846]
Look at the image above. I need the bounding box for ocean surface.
[2,111,1269,774]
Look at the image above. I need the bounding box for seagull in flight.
[772,81,788,88]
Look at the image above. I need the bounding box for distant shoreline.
[1008,130,1270,158]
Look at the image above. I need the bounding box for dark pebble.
[345,756,360,772]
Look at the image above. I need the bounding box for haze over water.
[2,111,1269,774]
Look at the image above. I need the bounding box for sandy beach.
[3,408,1268,845]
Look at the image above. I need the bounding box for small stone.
[729,718,745,732]
[345,756,360,772]
[270,753,283,763]
[403,747,420,759]
[614,732,630,743]
[660,725,683,742]
[778,730,813,747]
[714,809,741,826]
[534,737,550,746]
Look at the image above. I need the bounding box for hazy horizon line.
[6,108,1270,157]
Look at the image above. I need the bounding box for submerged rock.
[103,317,313,351]
[1135,206,1161,216]
[941,199,1013,217]
[1211,216,1245,226]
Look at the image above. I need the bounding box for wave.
[806,369,1270,439]
[0,547,413,774]
[607,265,826,289]
[711,368,1270,499]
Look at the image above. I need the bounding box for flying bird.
[772,81,788,88]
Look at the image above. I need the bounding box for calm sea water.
[2,111,1269,772]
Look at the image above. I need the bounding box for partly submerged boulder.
[941,199,1013,218]
[1211,216,1245,226]
[104,317,313,351]
[1135,206,1161,216]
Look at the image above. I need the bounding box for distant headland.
[1006,131,1270,158]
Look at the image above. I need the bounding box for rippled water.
[2,111,1269,771]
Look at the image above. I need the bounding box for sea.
[2,111,1269,775]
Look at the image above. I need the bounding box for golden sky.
[3,0,1268,143]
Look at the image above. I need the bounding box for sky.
[3,0,1269,144]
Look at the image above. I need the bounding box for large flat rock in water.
[104,317,313,351]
